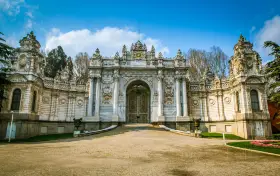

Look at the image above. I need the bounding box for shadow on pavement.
[0,124,166,145]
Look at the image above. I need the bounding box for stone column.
[22,84,32,113]
[113,76,119,116]
[200,97,204,120]
[87,78,94,116]
[72,97,76,120]
[67,97,72,121]
[158,76,163,117]
[240,83,248,117]
[182,78,188,117]
[217,91,225,121]
[203,95,209,121]
[176,78,182,117]
[95,77,101,119]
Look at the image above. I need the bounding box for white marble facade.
[0,33,272,139]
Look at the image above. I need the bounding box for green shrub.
[273,134,280,140]
[228,141,280,155]
[201,132,244,140]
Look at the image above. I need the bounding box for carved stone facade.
[0,34,272,139]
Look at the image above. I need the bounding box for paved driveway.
[0,124,279,176]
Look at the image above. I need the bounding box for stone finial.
[175,49,184,60]
[19,31,41,49]
[114,52,120,59]
[92,48,102,59]
[158,52,163,59]
[151,45,155,53]
[238,34,246,43]
[122,45,127,53]
[95,48,100,55]
[177,49,182,56]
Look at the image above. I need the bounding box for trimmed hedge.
[228,141,280,155]
[0,133,73,143]
[273,134,280,140]
[201,132,244,140]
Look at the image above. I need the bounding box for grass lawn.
[201,132,244,140]
[227,141,280,155]
[0,133,73,143]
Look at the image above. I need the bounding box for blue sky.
[1,0,280,62]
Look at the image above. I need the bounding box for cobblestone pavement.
[0,124,279,176]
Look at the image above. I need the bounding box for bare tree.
[74,52,89,84]
[208,46,229,78]
[185,49,210,81]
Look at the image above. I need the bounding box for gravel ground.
[0,124,279,176]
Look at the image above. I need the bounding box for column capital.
[157,75,164,80]
[175,76,182,80]
[113,74,120,80]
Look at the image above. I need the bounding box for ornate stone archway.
[126,80,150,123]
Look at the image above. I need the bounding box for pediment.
[8,74,28,83]
[34,77,44,87]
[246,76,262,84]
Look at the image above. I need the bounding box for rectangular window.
[225,125,232,133]
[40,126,48,134]
[210,125,216,132]
[57,126,65,134]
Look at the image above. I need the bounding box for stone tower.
[229,35,271,138]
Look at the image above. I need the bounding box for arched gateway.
[2,33,272,139]
[126,80,150,123]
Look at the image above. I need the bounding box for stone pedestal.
[73,131,80,137]
[158,115,165,122]
[83,116,99,122]
[112,115,119,122]
[176,116,190,122]
[194,129,201,138]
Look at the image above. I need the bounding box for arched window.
[31,91,37,112]
[250,90,260,111]
[11,88,21,111]
[236,92,240,112]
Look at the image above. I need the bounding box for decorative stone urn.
[73,118,83,137]
[194,118,201,137]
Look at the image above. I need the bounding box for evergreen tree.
[264,41,280,104]
[0,32,14,110]
[44,46,67,78]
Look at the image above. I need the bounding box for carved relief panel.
[102,84,113,104]
[164,77,174,104]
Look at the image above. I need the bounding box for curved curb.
[225,144,280,157]
[77,125,118,137]
[159,125,191,136]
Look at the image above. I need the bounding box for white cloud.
[250,26,256,33]
[45,27,170,58]
[255,15,280,63]
[25,19,32,29]
[25,11,33,18]
[5,36,18,48]
[0,0,25,16]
